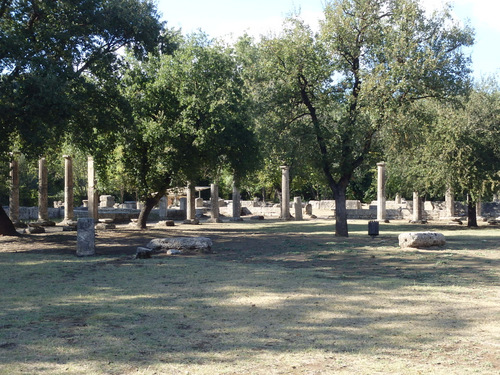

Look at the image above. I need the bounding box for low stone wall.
[2,206,63,221]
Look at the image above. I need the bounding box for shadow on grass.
[0,219,498,372]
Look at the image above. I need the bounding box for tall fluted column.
[280,166,290,220]
[412,191,422,222]
[63,155,74,224]
[377,162,386,221]
[9,154,19,224]
[38,157,49,222]
[87,156,98,222]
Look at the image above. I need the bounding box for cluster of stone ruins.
[4,156,500,227]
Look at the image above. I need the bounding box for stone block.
[156,220,175,227]
[146,237,212,253]
[95,222,116,230]
[136,247,153,259]
[77,218,95,256]
[25,226,45,234]
[398,232,446,249]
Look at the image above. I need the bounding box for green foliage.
[118,33,259,202]
[244,0,473,235]
[0,0,163,160]
[385,77,500,202]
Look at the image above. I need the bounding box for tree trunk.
[332,179,349,237]
[0,206,19,236]
[467,199,478,228]
[136,189,166,229]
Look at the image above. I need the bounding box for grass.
[0,219,499,374]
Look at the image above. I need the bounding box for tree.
[385,78,500,227]
[119,33,258,228]
[0,0,164,235]
[252,0,473,236]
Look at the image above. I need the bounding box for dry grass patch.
[0,219,499,374]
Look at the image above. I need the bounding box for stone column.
[377,162,386,221]
[179,197,187,219]
[294,196,303,221]
[63,155,75,224]
[476,200,482,219]
[87,156,98,222]
[445,187,455,218]
[395,193,402,205]
[8,155,20,224]
[159,196,167,220]
[37,157,49,223]
[412,191,422,222]
[231,180,242,221]
[280,166,290,220]
[186,184,196,221]
[208,183,222,223]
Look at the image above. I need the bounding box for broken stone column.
[208,183,222,223]
[395,193,402,205]
[8,154,19,224]
[37,157,50,223]
[63,155,75,225]
[412,192,423,222]
[186,184,196,221]
[445,187,455,218]
[294,196,303,221]
[87,156,98,222]
[77,218,95,256]
[280,165,290,220]
[377,162,386,222]
[231,181,242,221]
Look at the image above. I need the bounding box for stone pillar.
[77,218,95,256]
[208,183,222,223]
[37,157,49,222]
[63,155,75,224]
[179,197,187,219]
[476,200,482,219]
[8,155,20,224]
[395,193,402,205]
[412,191,422,222]
[159,196,167,220]
[294,196,303,221]
[280,166,290,220]
[87,156,98,222]
[231,180,242,221]
[445,187,455,218]
[186,184,196,221]
[377,162,386,221]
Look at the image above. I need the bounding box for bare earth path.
[0,218,499,374]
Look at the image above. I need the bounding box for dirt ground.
[1,217,498,285]
[1,217,499,374]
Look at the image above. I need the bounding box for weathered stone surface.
[136,247,152,259]
[98,218,114,224]
[147,237,212,253]
[77,218,95,256]
[241,207,252,216]
[167,249,182,255]
[182,218,199,225]
[156,220,175,227]
[305,203,313,216]
[398,232,446,249]
[95,222,116,230]
[250,215,264,220]
[25,225,45,234]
